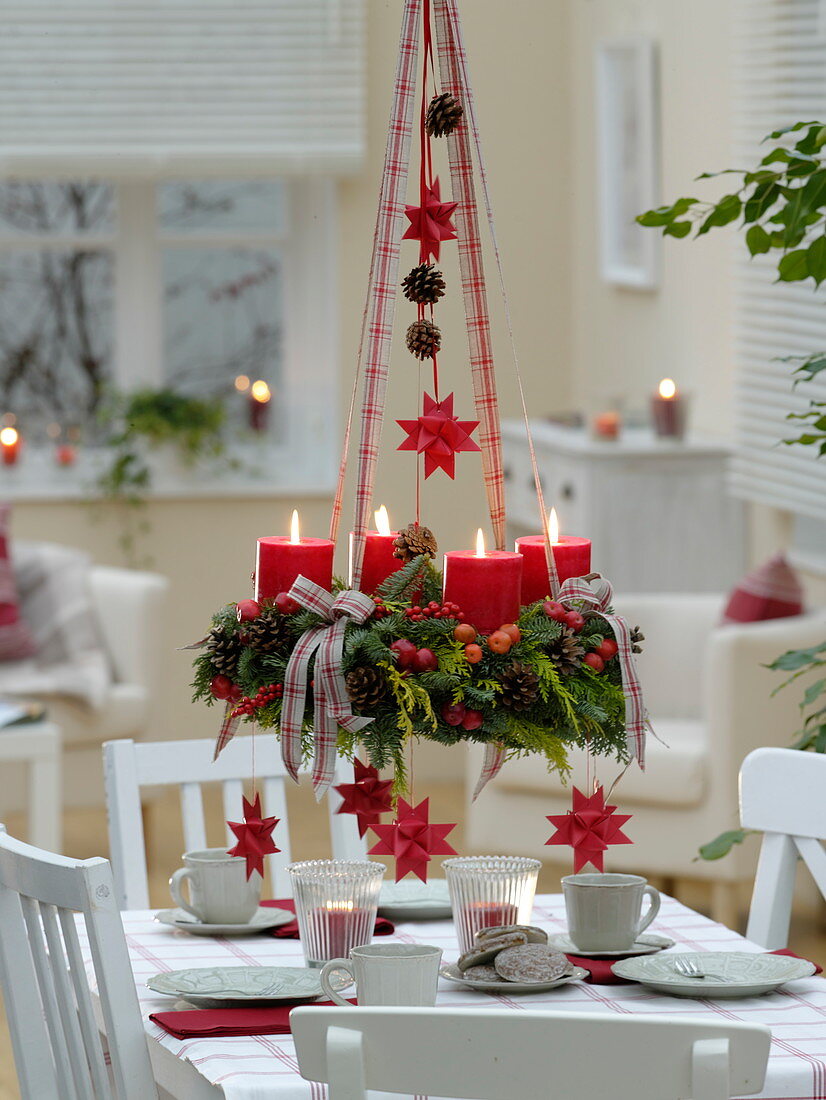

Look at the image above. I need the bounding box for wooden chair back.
[291,1006,771,1100]
[741,746,826,948]
[104,735,367,909]
[0,825,157,1100]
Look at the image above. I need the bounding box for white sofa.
[0,562,168,814]
[465,594,826,924]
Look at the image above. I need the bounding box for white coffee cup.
[320,943,442,1007]
[169,848,261,925]
[562,872,660,952]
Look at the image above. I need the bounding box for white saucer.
[378,879,452,921]
[147,965,336,1007]
[154,906,294,936]
[612,951,817,998]
[547,932,675,958]
[440,963,588,995]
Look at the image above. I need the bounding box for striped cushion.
[722,553,804,624]
[0,504,36,661]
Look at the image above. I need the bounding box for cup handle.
[636,885,661,937]
[169,868,199,919]
[320,958,355,1006]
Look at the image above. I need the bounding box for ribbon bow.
[556,573,649,768]
[280,576,377,797]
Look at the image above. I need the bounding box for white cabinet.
[503,421,745,593]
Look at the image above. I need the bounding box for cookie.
[475,924,548,946]
[457,931,529,971]
[460,964,500,982]
[493,944,572,984]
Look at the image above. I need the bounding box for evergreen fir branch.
[377,555,428,600]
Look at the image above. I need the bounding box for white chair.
[291,1006,771,1100]
[0,825,157,1100]
[104,735,368,908]
[741,746,826,949]
[466,594,826,925]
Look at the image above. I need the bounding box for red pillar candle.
[443,530,523,634]
[515,509,591,604]
[255,510,334,602]
[351,506,401,595]
[651,378,687,439]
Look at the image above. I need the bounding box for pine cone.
[345,666,388,710]
[500,661,541,712]
[426,92,463,138]
[206,627,244,676]
[393,522,438,562]
[631,626,645,655]
[546,627,585,676]
[242,611,292,654]
[402,263,446,305]
[405,319,441,361]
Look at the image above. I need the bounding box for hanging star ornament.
[369,797,457,883]
[545,785,632,873]
[397,391,480,479]
[402,178,458,261]
[333,758,394,838]
[227,793,280,880]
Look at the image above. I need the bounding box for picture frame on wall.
[596,37,660,289]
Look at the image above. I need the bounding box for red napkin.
[567,947,822,986]
[150,999,356,1039]
[261,898,395,938]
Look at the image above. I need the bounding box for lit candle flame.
[475,528,486,558]
[234,374,251,393]
[251,380,272,404]
[375,505,391,537]
[290,509,300,545]
[0,428,18,446]
[658,378,677,400]
[548,508,560,545]
[325,900,354,911]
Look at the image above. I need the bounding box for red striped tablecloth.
[79,895,826,1100]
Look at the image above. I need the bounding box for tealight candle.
[0,427,20,467]
[255,509,335,602]
[443,529,523,634]
[651,378,686,439]
[516,509,592,604]
[249,379,272,433]
[351,505,401,595]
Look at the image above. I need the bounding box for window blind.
[731,0,826,520]
[0,0,365,178]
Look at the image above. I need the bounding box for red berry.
[596,638,619,660]
[565,611,585,633]
[236,599,261,623]
[390,638,418,669]
[584,652,605,673]
[413,647,439,672]
[461,709,484,731]
[544,600,568,623]
[274,592,300,615]
[441,701,467,726]
[210,674,233,700]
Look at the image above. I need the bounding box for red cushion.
[0,505,36,660]
[722,553,804,624]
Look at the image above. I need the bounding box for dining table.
[78,892,826,1100]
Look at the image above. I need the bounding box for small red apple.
[390,638,418,668]
[236,599,261,622]
[274,592,300,615]
[543,600,568,624]
[441,702,467,726]
[210,674,234,700]
[565,611,585,633]
[596,637,619,660]
[413,647,439,672]
[461,709,484,730]
[583,652,605,673]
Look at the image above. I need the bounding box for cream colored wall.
[6,1,573,772]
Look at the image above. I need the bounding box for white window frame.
[0,177,339,500]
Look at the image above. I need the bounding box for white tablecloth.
[81,895,826,1100]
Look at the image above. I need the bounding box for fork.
[673,957,726,982]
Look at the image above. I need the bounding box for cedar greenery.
[191,555,632,789]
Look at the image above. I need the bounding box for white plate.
[547,932,675,957]
[154,906,294,936]
[378,879,452,920]
[147,966,345,1007]
[440,963,588,995]
[612,951,817,998]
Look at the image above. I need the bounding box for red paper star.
[369,797,457,883]
[228,793,280,880]
[403,178,458,261]
[397,392,481,479]
[334,758,394,838]
[545,785,632,873]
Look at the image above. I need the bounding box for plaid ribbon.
[473,742,506,801]
[347,0,421,585]
[213,702,239,761]
[280,577,376,797]
[557,574,648,767]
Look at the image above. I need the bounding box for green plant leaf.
[778,249,810,281]
[697,829,754,862]
[744,182,781,223]
[800,170,826,216]
[697,194,742,235]
[665,221,692,238]
[808,236,826,285]
[803,678,826,708]
[746,224,771,255]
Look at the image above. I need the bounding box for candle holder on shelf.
[443,856,540,953]
[288,860,385,968]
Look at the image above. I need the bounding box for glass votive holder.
[288,859,385,968]
[443,856,541,953]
